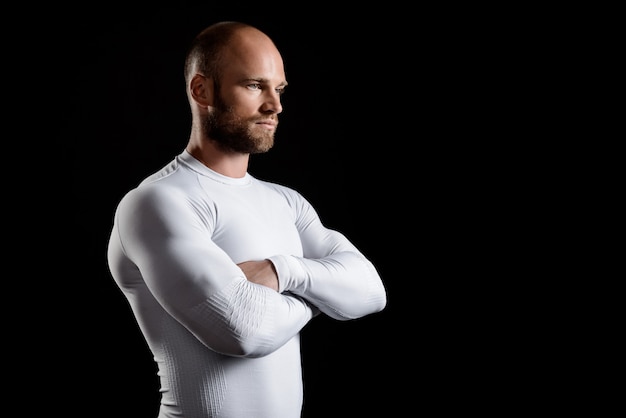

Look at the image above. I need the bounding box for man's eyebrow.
[243,77,288,87]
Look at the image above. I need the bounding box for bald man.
[107,21,387,417]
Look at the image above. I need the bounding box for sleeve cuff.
[267,255,307,294]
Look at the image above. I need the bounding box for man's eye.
[276,87,286,96]
[247,84,262,90]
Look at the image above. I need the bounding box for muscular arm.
[265,185,388,320]
[107,186,316,358]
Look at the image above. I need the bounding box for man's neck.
[186,139,249,179]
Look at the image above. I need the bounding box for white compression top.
[107,150,387,418]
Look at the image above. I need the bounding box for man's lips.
[256,120,277,129]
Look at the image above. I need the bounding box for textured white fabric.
[107,150,387,417]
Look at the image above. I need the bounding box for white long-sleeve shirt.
[107,150,387,417]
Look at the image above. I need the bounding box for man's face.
[202,86,278,154]
[202,37,287,155]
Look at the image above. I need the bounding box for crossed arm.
[109,184,386,358]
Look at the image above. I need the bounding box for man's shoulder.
[137,157,183,187]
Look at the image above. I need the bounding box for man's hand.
[237,259,279,292]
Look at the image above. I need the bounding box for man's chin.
[251,143,274,154]
[250,134,274,153]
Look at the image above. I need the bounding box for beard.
[201,93,276,154]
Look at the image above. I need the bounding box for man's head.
[185,21,287,154]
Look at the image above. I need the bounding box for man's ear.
[190,74,213,107]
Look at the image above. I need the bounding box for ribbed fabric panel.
[161,313,227,417]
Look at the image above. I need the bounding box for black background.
[18,4,580,417]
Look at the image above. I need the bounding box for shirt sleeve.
[107,185,317,358]
[267,188,387,320]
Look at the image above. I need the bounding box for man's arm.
[108,186,316,358]
[263,185,387,320]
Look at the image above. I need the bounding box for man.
[107,21,387,417]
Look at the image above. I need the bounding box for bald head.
[184,21,282,86]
